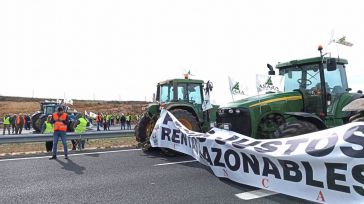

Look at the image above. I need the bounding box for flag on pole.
[256,74,285,93]
[228,76,248,96]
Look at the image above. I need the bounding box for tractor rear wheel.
[170,109,200,131]
[349,112,364,122]
[273,120,318,138]
[31,113,42,133]
[160,109,200,156]
[135,113,157,151]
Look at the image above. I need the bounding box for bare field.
[0,136,138,156]
[0,96,148,117]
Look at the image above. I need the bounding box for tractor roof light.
[318,45,323,51]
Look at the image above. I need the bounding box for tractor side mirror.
[267,64,275,75]
[326,58,337,71]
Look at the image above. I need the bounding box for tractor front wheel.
[349,112,364,122]
[273,120,318,138]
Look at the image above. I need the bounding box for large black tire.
[273,120,319,138]
[31,112,42,133]
[170,109,200,132]
[135,113,158,152]
[159,109,200,156]
[257,114,285,139]
[349,112,364,122]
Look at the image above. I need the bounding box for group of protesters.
[2,113,32,135]
[95,112,141,131]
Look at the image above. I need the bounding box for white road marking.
[235,189,278,200]
[0,148,141,162]
[154,160,197,166]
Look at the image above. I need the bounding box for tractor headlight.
[228,109,234,114]
[235,109,241,114]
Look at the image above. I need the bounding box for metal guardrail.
[0,130,135,144]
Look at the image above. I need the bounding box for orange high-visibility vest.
[16,115,25,125]
[53,112,68,132]
[96,115,101,122]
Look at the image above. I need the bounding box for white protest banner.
[151,110,364,204]
[256,74,284,93]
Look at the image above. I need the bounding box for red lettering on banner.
[261,178,269,188]
[223,169,228,177]
[316,191,326,202]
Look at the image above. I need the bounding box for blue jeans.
[121,122,125,130]
[97,122,101,131]
[52,131,68,157]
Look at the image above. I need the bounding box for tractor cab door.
[325,64,349,115]
[282,64,324,115]
[176,83,204,113]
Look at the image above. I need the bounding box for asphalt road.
[0,148,313,204]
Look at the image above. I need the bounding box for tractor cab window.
[188,84,202,104]
[160,84,173,103]
[281,63,348,95]
[281,64,321,93]
[43,106,56,115]
[177,84,188,101]
[323,64,348,95]
[176,83,203,104]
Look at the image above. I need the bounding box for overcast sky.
[0,0,363,104]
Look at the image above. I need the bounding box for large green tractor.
[135,78,218,152]
[217,46,364,139]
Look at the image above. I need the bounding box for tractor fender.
[343,98,364,112]
[284,112,327,130]
[166,104,201,123]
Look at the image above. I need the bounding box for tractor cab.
[276,57,349,116]
[156,79,204,112]
[40,102,68,116]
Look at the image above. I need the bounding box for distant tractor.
[135,78,218,153]
[31,101,85,133]
[217,46,364,139]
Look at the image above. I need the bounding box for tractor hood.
[221,91,303,109]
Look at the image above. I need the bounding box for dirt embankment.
[0,96,148,117]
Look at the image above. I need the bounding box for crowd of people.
[2,113,32,135]
[1,111,142,159]
[94,112,140,131]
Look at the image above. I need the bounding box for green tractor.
[135,78,218,152]
[217,46,364,139]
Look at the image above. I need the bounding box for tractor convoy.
[135,46,364,153]
[216,46,364,139]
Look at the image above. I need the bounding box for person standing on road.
[116,114,120,125]
[25,114,31,130]
[72,114,87,150]
[10,114,16,134]
[50,107,69,160]
[126,113,131,130]
[103,114,108,131]
[15,113,25,134]
[96,112,101,131]
[106,113,111,130]
[120,113,126,130]
[42,115,54,152]
[2,114,11,135]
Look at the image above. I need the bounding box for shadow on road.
[56,158,86,175]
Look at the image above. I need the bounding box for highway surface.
[0,148,313,204]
